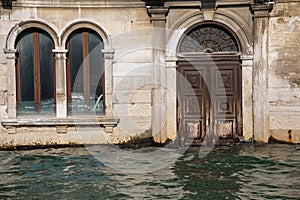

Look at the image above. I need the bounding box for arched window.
[15,28,55,114]
[66,28,104,114]
[179,24,239,53]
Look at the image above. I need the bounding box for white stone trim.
[60,19,112,48]
[53,48,68,118]
[4,19,116,123]
[166,10,251,54]
[5,19,59,50]
[1,117,119,133]
[3,48,17,119]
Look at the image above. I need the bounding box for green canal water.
[0,143,299,199]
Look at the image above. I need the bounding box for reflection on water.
[18,93,104,114]
[0,144,299,199]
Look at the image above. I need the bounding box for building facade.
[0,0,299,148]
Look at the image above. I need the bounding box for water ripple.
[0,144,299,199]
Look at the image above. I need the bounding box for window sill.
[1,117,119,134]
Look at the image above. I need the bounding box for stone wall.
[112,28,153,139]
[0,0,154,148]
[0,0,300,148]
[0,14,10,147]
[268,1,300,143]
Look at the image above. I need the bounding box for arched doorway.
[177,23,242,145]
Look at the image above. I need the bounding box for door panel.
[177,56,242,144]
[177,63,209,143]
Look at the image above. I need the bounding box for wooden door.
[177,55,242,145]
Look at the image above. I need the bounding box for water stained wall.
[0,0,299,148]
[268,1,300,143]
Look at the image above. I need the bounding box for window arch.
[179,24,239,53]
[66,28,104,114]
[15,28,55,114]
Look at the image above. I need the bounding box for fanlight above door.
[179,24,239,53]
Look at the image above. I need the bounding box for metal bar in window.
[83,32,90,112]
[66,41,71,111]
[33,32,41,112]
[16,41,21,112]
[101,43,105,111]
[53,43,56,110]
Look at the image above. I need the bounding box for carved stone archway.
[176,23,242,145]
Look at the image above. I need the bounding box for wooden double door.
[177,55,242,144]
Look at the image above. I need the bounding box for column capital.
[3,48,17,59]
[240,54,254,67]
[53,48,68,60]
[3,48,17,54]
[52,48,68,54]
[165,55,178,68]
[251,4,273,18]
[147,7,169,22]
[102,49,115,59]
[240,54,254,61]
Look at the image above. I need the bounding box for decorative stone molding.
[102,49,115,60]
[1,117,119,133]
[240,54,254,67]
[251,4,273,18]
[147,7,169,22]
[203,10,215,21]
[5,20,59,49]
[1,118,119,126]
[165,56,178,68]
[3,48,17,58]
[168,11,251,54]
[53,48,68,60]
[60,20,112,48]
[201,0,216,21]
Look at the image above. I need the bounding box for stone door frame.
[164,16,254,142]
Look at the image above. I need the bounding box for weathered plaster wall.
[268,1,300,143]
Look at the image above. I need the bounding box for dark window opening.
[66,28,104,114]
[16,28,55,114]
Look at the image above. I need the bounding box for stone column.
[240,54,254,141]
[4,49,17,119]
[102,49,114,117]
[53,48,68,118]
[147,7,169,143]
[165,56,178,141]
[251,4,273,142]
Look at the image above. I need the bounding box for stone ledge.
[1,117,119,133]
[178,52,240,61]
[13,1,145,8]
